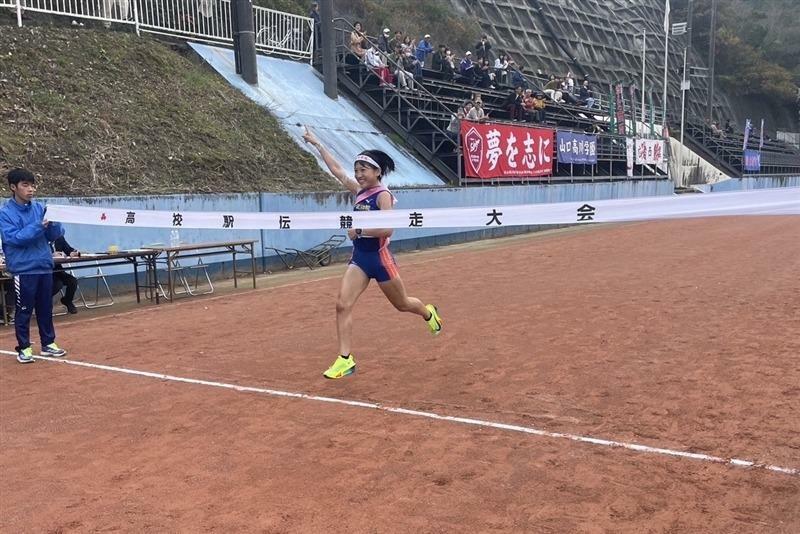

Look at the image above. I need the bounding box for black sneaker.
[61,297,78,314]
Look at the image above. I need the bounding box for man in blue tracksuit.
[0,168,68,364]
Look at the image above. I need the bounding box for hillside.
[258,0,481,56]
[0,22,335,196]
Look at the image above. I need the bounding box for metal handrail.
[5,0,313,61]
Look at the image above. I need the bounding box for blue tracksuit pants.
[13,273,56,351]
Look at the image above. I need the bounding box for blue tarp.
[190,43,445,187]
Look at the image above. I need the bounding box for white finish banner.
[44,188,800,231]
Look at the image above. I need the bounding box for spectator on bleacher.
[460,51,475,85]
[586,123,604,134]
[447,101,471,141]
[724,119,734,135]
[309,2,321,51]
[710,121,726,138]
[504,86,525,121]
[378,28,391,52]
[365,45,393,87]
[432,44,446,73]
[350,22,367,60]
[466,97,487,123]
[565,71,575,93]
[477,59,495,89]
[577,80,595,109]
[543,75,563,103]
[560,78,579,105]
[509,64,528,90]
[442,49,456,81]
[389,30,403,52]
[494,53,509,86]
[531,92,547,123]
[522,89,536,121]
[401,35,415,55]
[391,47,416,91]
[475,35,492,61]
[51,235,80,315]
[415,34,434,69]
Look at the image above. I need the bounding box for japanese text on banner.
[461,121,554,180]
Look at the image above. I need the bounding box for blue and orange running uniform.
[349,185,399,282]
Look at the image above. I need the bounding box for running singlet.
[349,186,398,281]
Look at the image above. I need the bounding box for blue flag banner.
[743,149,761,172]
[557,132,598,164]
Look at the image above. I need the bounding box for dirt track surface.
[2,217,799,533]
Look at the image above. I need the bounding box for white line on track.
[1,350,797,477]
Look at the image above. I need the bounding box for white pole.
[16,0,22,27]
[678,47,687,187]
[662,19,669,138]
[132,0,140,36]
[641,30,647,138]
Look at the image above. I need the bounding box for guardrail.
[4,0,313,61]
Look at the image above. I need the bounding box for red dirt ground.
[1,217,799,533]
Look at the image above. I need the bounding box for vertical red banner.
[614,84,626,136]
[460,121,554,180]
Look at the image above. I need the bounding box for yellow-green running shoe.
[425,304,442,335]
[323,354,356,379]
[16,346,35,364]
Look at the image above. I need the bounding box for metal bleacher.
[328,19,667,186]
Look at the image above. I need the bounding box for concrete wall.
[40,180,675,284]
[708,176,800,192]
[668,138,732,187]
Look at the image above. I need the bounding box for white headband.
[354,154,380,169]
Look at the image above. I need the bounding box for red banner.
[461,121,554,180]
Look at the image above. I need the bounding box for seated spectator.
[509,64,528,90]
[401,35,415,55]
[560,78,579,105]
[586,122,604,134]
[494,53,509,86]
[543,75,563,103]
[577,80,595,109]
[466,98,487,123]
[1,255,13,323]
[531,92,547,123]
[724,119,734,135]
[522,89,536,121]
[504,86,525,121]
[477,59,495,89]
[392,47,414,91]
[389,30,403,52]
[51,235,80,314]
[350,22,367,60]
[475,34,492,61]
[710,121,726,138]
[365,45,393,86]
[432,44,447,73]
[378,28,391,52]
[460,51,475,85]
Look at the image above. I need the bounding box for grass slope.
[0,22,335,196]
